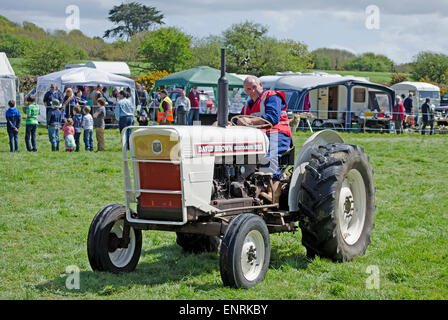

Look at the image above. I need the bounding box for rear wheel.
[87,204,142,272]
[219,214,270,288]
[298,143,375,261]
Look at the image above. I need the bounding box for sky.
[1,0,447,64]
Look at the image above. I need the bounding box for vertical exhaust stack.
[217,48,229,127]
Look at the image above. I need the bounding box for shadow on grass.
[34,241,311,296]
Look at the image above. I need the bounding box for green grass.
[310,70,403,85]
[0,127,447,299]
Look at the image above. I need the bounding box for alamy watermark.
[65,5,80,31]
[65,265,80,290]
[365,265,380,289]
[365,5,380,30]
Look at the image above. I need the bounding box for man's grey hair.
[244,75,261,86]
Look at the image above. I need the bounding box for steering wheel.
[230,115,273,129]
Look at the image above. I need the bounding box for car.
[199,92,215,114]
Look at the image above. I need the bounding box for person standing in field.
[43,84,63,126]
[24,94,40,152]
[421,97,435,135]
[72,106,83,152]
[62,87,77,119]
[82,106,94,151]
[188,86,200,125]
[47,99,63,151]
[174,90,191,125]
[392,95,405,134]
[5,100,21,153]
[62,118,76,152]
[114,90,135,150]
[403,92,414,115]
[157,90,174,125]
[93,98,107,152]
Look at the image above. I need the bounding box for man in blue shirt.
[43,84,63,125]
[114,90,135,150]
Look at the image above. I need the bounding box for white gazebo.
[36,67,135,123]
[0,52,18,124]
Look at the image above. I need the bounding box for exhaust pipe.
[217,48,229,127]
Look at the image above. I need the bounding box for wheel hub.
[247,245,257,264]
[108,233,120,253]
[344,195,354,219]
[337,169,367,245]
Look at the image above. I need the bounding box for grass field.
[0,127,447,300]
[311,70,400,85]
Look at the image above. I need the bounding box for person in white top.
[82,106,94,151]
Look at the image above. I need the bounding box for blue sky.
[1,0,447,64]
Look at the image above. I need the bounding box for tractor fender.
[288,130,344,212]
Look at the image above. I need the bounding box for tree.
[104,2,164,41]
[312,52,331,70]
[223,21,269,74]
[344,52,394,72]
[221,21,312,76]
[312,48,355,70]
[411,51,448,84]
[191,35,223,69]
[24,38,73,75]
[139,27,193,73]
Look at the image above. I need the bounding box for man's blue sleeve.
[262,94,283,125]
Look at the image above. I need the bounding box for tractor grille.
[133,135,183,222]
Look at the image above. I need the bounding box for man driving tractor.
[235,75,293,203]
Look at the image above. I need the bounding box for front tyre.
[298,143,375,261]
[87,204,142,272]
[219,214,270,289]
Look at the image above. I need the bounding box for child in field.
[93,97,106,151]
[24,94,40,152]
[47,99,63,151]
[5,100,21,152]
[82,106,94,151]
[72,106,83,152]
[62,118,76,152]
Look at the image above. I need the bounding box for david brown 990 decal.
[195,142,264,155]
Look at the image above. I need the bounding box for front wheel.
[87,204,142,272]
[219,214,270,289]
[298,143,375,261]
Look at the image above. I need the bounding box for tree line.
[0,2,447,87]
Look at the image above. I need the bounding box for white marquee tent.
[0,52,18,123]
[36,67,135,123]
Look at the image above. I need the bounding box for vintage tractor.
[87,51,375,289]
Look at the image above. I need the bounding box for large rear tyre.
[298,143,375,261]
[87,204,142,272]
[176,232,221,253]
[219,214,270,289]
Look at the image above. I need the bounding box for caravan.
[390,82,440,112]
[260,72,394,130]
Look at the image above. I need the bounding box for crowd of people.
[4,81,439,153]
[393,93,435,135]
[4,83,130,153]
[3,83,210,153]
